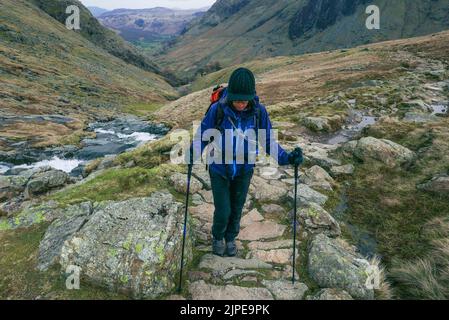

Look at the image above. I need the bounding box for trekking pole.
[292,164,299,285]
[178,163,193,293]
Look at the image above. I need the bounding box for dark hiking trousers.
[209,169,254,242]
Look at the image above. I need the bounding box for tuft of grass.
[116,136,177,169]
[389,218,449,300]
[124,102,164,117]
[49,164,180,207]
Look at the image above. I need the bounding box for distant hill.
[155,0,449,78]
[0,0,179,119]
[29,0,180,85]
[87,6,109,17]
[96,7,207,49]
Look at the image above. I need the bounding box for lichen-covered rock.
[262,279,308,300]
[0,175,29,201]
[170,172,203,194]
[38,202,93,271]
[189,280,273,300]
[308,234,374,300]
[0,200,60,231]
[350,137,415,168]
[25,168,69,198]
[58,192,192,299]
[297,203,341,237]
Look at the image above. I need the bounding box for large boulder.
[25,168,69,198]
[348,137,415,168]
[38,202,93,271]
[308,234,374,300]
[52,192,192,299]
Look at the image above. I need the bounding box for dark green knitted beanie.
[227,67,256,102]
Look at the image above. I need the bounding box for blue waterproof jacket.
[192,87,290,180]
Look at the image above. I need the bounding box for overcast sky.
[80,0,216,10]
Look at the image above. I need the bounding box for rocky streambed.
[0,116,169,176]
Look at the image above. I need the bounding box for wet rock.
[189,280,273,300]
[418,174,449,194]
[287,184,328,206]
[308,234,374,300]
[308,288,353,300]
[170,172,203,194]
[350,137,416,168]
[238,221,286,241]
[262,279,308,300]
[58,192,192,298]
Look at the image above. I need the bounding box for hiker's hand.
[288,147,303,166]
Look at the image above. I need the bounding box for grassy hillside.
[156,30,449,298]
[0,0,179,148]
[154,0,449,79]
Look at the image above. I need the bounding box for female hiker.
[189,67,303,257]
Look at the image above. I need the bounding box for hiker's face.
[232,100,249,111]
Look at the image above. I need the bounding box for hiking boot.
[226,240,238,257]
[212,238,225,257]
